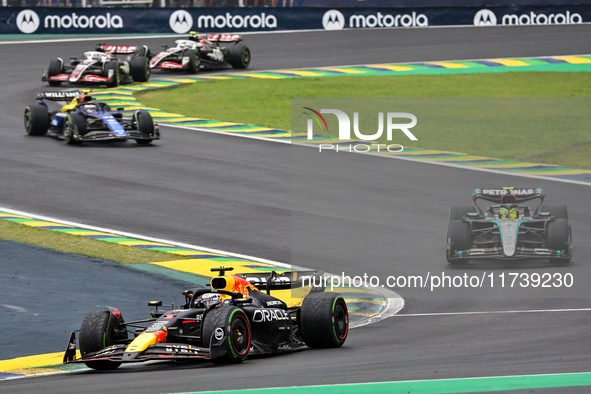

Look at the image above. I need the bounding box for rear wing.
[237,270,324,291]
[99,44,144,55]
[205,33,242,43]
[36,90,80,103]
[473,187,544,205]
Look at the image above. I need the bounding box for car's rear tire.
[447,219,471,265]
[105,62,119,87]
[130,56,150,82]
[79,310,127,370]
[540,205,568,220]
[449,206,477,221]
[202,306,250,364]
[185,49,200,73]
[547,218,572,264]
[228,44,251,69]
[24,105,49,136]
[300,292,348,348]
[47,59,63,86]
[135,111,155,144]
[64,113,87,145]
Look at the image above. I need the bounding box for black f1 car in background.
[149,33,251,73]
[24,90,159,145]
[446,187,572,265]
[42,44,151,87]
[64,267,348,369]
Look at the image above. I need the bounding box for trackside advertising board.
[1,6,589,35]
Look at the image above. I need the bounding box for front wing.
[449,246,569,260]
[64,331,230,365]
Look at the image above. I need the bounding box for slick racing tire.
[135,111,155,145]
[104,62,119,88]
[130,56,150,82]
[300,292,348,349]
[228,44,251,69]
[540,205,569,220]
[449,206,477,221]
[47,59,63,86]
[446,219,471,265]
[63,113,87,145]
[184,49,200,73]
[202,306,250,364]
[24,105,49,136]
[547,218,572,264]
[79,310,127,370]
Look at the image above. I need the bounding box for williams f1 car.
[446,187,572,264]
[42,44,151,87]
[24,90,159,145]
[64,268,348,369]
[149,33,251,73]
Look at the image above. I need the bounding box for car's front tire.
[446,219,471,265]
[63,113,87,145]
[135,111,155,145]
[228,44,251,69]
[79,310,127,370]
[130,56,150,82]
[547,218,572,264]
[202,306,251,364]
[47,59,63,86]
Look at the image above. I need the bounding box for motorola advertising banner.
[1,6,588,35]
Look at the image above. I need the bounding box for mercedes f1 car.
[24,90,159,145]
[446,187,572,264]
[149,33,251,73]
[63,268,348,369]
[42,44,151,87]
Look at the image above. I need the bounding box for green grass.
[0,220,191,264]
[137,72,591,169]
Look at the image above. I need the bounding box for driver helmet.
[498,207,509,219]
[83,103,98,112]
[195,293,221,308]
[80,93,93,103]
[509,207,518,219]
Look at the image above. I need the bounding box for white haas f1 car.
[149,33,251,73]
[63,268,348,369]
[42,44,151,87]
[446,187,572,265]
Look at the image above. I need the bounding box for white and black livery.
[149,33,251,73]
[63,268,348,369]
[24,90,159,145]
[446,187,572,265]
[42,44,151,87]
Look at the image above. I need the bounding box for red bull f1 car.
[24,90,159,145]
[149,33,250,73]
[63,268,348,369]
[42,44,151,87]
[446,187,572,265]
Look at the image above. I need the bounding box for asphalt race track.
[1,25,591,393]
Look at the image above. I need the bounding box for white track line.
[397,308,591,317]
[0,206,290,268]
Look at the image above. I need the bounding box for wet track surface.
[1,25,591,393]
